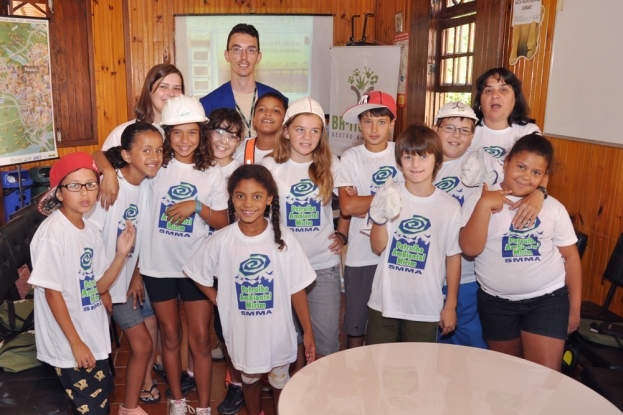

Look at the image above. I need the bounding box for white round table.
[279,343,621,414]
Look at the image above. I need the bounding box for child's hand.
[73,339,96,369]
[165,200,196,225]
[116,219,136,256]
[327,232,344,254]
[479,183,512,213]
[303,332,316,364]
[439,306,457,336]
[568,308,580,334]
[100,291,113,314]
[509,188,544,229]
[127,280,144,309]
[344,186,358,196]
[98,172,120,210]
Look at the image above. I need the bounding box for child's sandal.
[139,379,161,404]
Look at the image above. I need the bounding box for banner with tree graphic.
[329,46,400,156]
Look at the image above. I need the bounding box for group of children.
[27,66,581,415]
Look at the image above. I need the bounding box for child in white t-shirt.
[205,107,247,414]
[183,164,316,415]
[460,133,581,371]
[85,122,163,414]
[432,102,503,349]
[336,91,404,348]
[140,95,229,415]
[28,152,135,415]
[234,92,287,165]
[261,97,346,364]
[366,123,462,344]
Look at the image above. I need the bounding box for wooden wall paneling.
[124,0,378,108]
[472,0,511,97]
[405,0,432,124]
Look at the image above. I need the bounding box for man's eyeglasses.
[58,182,99,192]
[228,46,259,55]
[211,128,241,143]
[439,125,473,136]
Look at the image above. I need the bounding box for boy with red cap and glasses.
[29,152,136,415]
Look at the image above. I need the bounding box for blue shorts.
[438,281,487,348]
[143,275,208,303]
[477,285,570,341]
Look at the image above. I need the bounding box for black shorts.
[142,275,209,303]
[56,359,114,415]
[477,285,570,341]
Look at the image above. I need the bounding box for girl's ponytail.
[270,195,286,251]
[105,146,127,169]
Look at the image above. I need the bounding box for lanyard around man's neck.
[235,87,257,138]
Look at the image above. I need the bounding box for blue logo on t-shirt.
[388,215,432,271]
[236,254,274,315]
[158,183,197,236]
[118,204,138,255]
[286,179,321,229]
[484,146,506,159]
[370,166,397,194]
[79,248,101,311]
[502,218,542,259]
[435,177,464,206]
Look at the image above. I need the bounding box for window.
[432,0,477,118]
[6,1,48,17]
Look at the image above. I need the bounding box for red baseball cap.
[50,152,100,188]
[342,91,397,124]
[38,152,100,215]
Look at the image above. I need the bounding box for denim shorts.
[112,298,144,330]
[293,265,342,355]
[477,285,570,341]
[141,286,155,319]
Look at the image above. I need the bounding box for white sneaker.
[196,408,212,415]
[211,341,225,360]
[168,398,196,415]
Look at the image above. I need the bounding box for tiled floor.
[108,295,348,415]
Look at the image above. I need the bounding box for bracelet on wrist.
[537,185,548,199]
[195,199,203,214]
[335,231,348,245]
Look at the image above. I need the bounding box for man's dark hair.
[227,23,260,51]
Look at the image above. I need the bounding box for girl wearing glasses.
[29,152,136,415]
[207,108,245,179]
[84,122,164,415]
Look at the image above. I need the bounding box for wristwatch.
[537,186,548,199]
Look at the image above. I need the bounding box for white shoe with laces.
[168,398,195,415]
[196,408,212,415]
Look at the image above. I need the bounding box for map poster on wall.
[0,17,56,167]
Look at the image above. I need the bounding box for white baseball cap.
[283,97,325,125]
[434,101,478,124]
[161,95,208,126]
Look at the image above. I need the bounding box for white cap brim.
[342,103,389,124]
